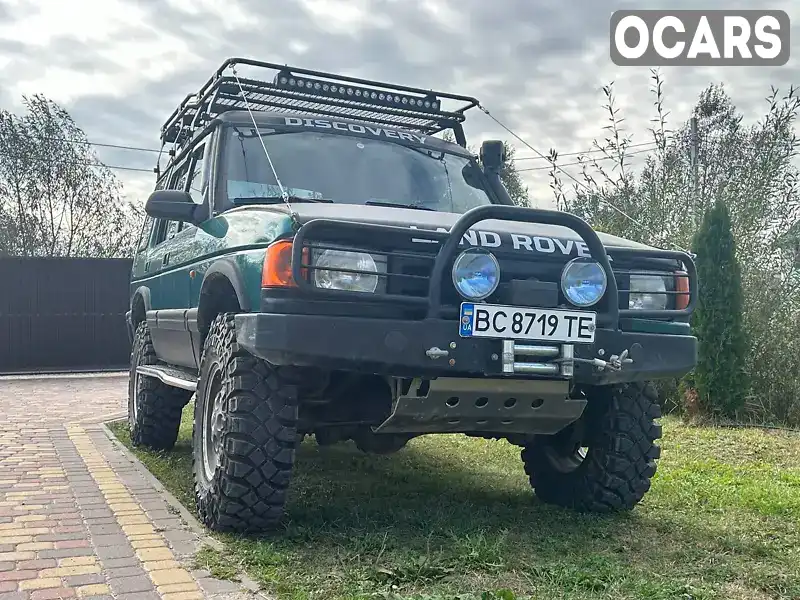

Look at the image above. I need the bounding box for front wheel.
[521,381,662,512]
[192,313,299,533]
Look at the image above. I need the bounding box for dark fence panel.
[0,257,132,374]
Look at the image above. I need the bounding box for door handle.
[163,253,170,267]
[144,260,150,272]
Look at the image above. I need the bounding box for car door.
[170,142,211,366]
[145,160,198,368]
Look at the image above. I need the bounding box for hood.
[235,203,656,260]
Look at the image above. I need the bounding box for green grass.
[109,410,800,600]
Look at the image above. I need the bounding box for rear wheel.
[521,382,662,512]
[128,322,193,450]
[193,313,299,533]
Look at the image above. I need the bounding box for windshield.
[222,127,494,213]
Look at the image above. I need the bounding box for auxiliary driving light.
[452,248,501,301]
[560,257,607,307]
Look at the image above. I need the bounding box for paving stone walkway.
[0,373,255,600]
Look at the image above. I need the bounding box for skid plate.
[375,377,586,435]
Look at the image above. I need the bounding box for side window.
[150,160,192,245]
[165,220,181,241]
[175,168,190,194]
[150,220,170,247]
[137,217,154,252]
[188,144,207,205]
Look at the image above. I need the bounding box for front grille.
[289,208,697,325]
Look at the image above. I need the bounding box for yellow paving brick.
[0,551,35,562]
[108,503,140,512]
[122,524,156,536]
[157,583,201,594]
[0,535,33,544]
[20,577,62,590]
[118,514,150,526]
[40,565,102,577]
[0,527,49,536]
[162,592,204,600]
[144,559,181,571]
[13,504,44,511]
[59,556,97,567]
[16,542,54,551]
[132,538,167,549]
[14,514,46,522]
[136,547,175,561]
[149,568,194,586]
[76,583,112,597]
[104,494,133,502]
[128,533,161,541]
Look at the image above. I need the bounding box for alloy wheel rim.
[201,366,226,482]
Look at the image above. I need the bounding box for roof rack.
[159,57,481,151]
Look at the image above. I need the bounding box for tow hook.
[571,348,633,372]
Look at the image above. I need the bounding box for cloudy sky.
[0,0,797,209]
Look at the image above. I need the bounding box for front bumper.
[235,312,697,385]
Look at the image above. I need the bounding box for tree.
[498,141,529,206]
[0,94,143,258]
[691,200,748,418]
[549,73,800,424]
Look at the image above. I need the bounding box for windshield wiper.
[364,200,435,211]
[231,195,333,205]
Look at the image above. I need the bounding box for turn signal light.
[675,270,690,310]
[262,240,308,288]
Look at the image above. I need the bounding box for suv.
[127,57,698,533]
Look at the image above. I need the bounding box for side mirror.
[145,190,198,224]
[480,140,506,173]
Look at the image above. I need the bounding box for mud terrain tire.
[128,321,193,450]
[192,313,299,533]
[521,381,662,512]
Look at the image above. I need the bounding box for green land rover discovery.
[126,57,698,533]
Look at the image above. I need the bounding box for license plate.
[459,303,596,343]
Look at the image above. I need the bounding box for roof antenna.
[230,64,300,227]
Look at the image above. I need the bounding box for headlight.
[560,258,607,307]
[452,248,500,301]
[313,249,380,293]
[629,274,668,310]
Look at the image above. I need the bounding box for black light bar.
[273,70,442,113]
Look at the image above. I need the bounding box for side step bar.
[136,365,198,392]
